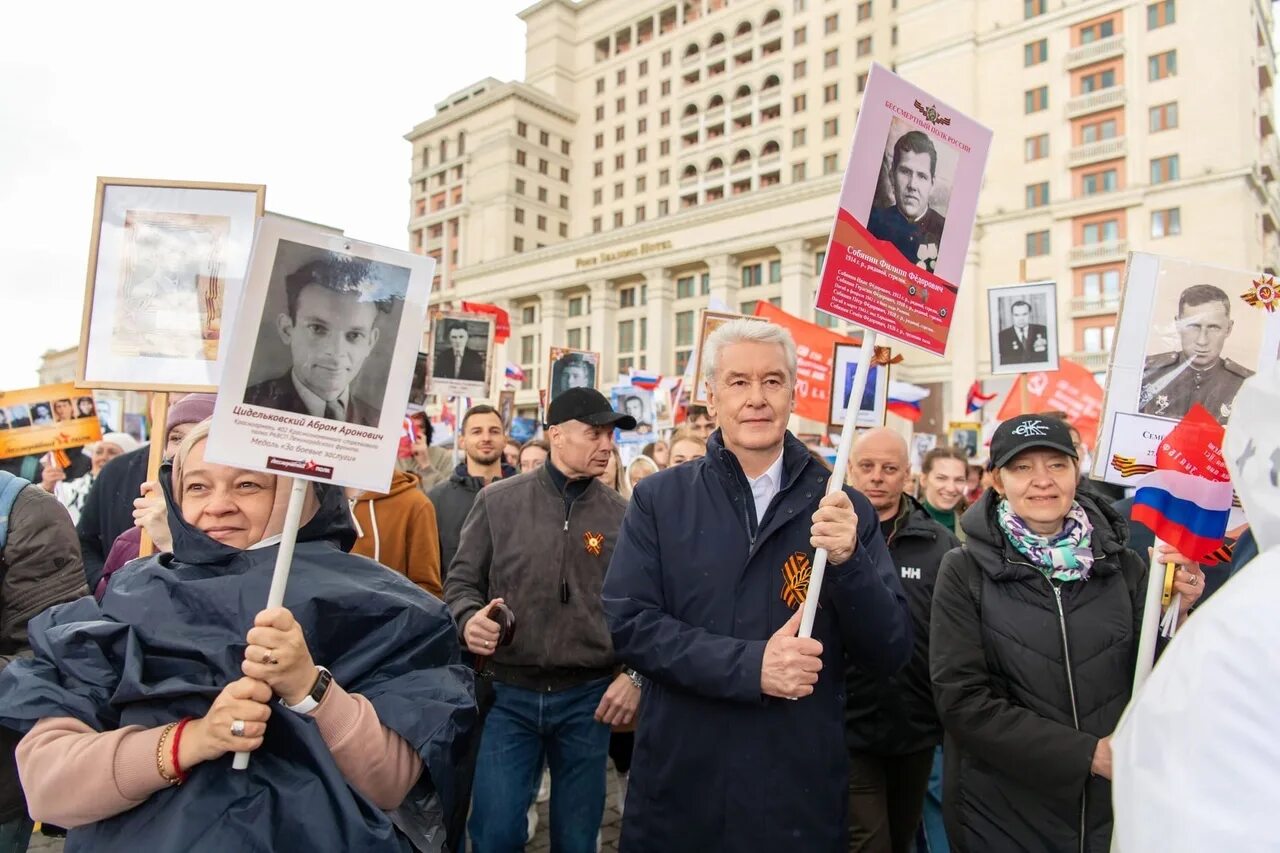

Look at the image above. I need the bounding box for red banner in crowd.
[996,359,1105,447]
[753,301,857,423]
[460,301,510,343]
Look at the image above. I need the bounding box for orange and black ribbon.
[780,552,812,610]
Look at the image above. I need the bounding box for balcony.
[1067,351,1110,372]
[681,110,700,128]
[1066,86,1125,119]
[682,50,700,67]
[1067,137,1127,168]
[1064,34,1124,70]
[1259,42,1275,90]
[1262,95,1276,137]
[1069,240,1128,267]
[1070,294,1121,316]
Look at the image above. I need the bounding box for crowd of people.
[0,317,1268,852]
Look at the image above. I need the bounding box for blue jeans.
[0,816,32,853]
[469,678,611,853]
[916,746,948,853]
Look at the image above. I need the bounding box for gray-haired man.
[602,319,912,850]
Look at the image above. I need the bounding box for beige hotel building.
[405,0,1279,435]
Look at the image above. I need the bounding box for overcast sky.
[0,0,528,390]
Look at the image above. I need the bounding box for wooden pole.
[137,392,168,558]
[1017,258,1030,415]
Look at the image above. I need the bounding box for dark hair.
[461,404,502,432]
[891,130,938,179]
[445,320,470,337]
[284,256,391,319]
[687,404,712,421]
[1178,284,1232,317]
[519,437,550,459]
[1010,300,1032,314]
[921,446,968,475]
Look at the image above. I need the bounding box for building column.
[645,268,674,376]
[706,253,738,311]
[588,280,617,386]
[778,239,812,318]
[540,290,566,393]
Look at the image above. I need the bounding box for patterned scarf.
[997,498,1095,582]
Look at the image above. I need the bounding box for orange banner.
[753,301,859,423]
[996,359,1104,447]
[0,382,104,460]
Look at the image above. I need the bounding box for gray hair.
[701,319,798,388]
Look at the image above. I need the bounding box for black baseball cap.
[544,387,638,430]
[988,415,1078,470]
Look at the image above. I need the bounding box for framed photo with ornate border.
[78,177,265,392]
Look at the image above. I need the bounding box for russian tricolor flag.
[505,363,526,382]
[887,380,929,423]
[629,370,661,391]
[1131,404,1232,564]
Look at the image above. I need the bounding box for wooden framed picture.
[78,177,265,392]
[828,341,890,428]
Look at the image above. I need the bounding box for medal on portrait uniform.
[1155,394,1170,414]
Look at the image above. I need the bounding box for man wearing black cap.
[445,387,639,852]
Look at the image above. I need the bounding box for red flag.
[995,359,1104,447]
[460,301,510,343]
[752,301,858,423]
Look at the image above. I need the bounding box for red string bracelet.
[171,717,193,783]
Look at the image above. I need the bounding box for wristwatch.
[282,666,332,714]
[623,667,644,690]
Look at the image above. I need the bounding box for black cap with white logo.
[988,414,1077,470]
[544,387,638,430]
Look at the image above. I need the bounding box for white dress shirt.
[746,451,785,528]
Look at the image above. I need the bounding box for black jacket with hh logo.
[602,431,912,852]
[844,495,959,756]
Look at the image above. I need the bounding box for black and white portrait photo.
[242,239,410,428]
[867,119,959,273]
[428,311,494,399]
[1139,283,1255,424]
[988,281,1059,375]
[548,347,599,401]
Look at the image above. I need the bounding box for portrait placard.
[611,386,657,444]
[909,432,938,470]
[691,309,769,404]
[497,390,516,430]
[0,382,103,460]
[948,421,981,459]
[206,214,434,493]
[814,64,992,356]
[828,342,889,428]
[988,281,1060,375]
[78,177,265,391]
[1093,253,1280,485]
[427,311,495,400]
[547,347,600,402]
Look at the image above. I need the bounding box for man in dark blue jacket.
[602,319,912,852]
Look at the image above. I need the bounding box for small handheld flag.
[1131,404,1232,564]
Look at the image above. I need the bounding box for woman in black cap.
[929,414,1205,853]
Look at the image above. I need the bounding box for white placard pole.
[1131,539,1169,693]
[232,476,309,771]
[799,330,878,639]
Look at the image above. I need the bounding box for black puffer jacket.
[427,462,516,579]
[930,489,1147,853]
[845,495,959,756]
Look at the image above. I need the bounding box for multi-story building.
[406,0,1279,435]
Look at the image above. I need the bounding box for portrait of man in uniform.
[1139,284,1254,424]
[997,301,1050,366]
[867,130,948,273]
